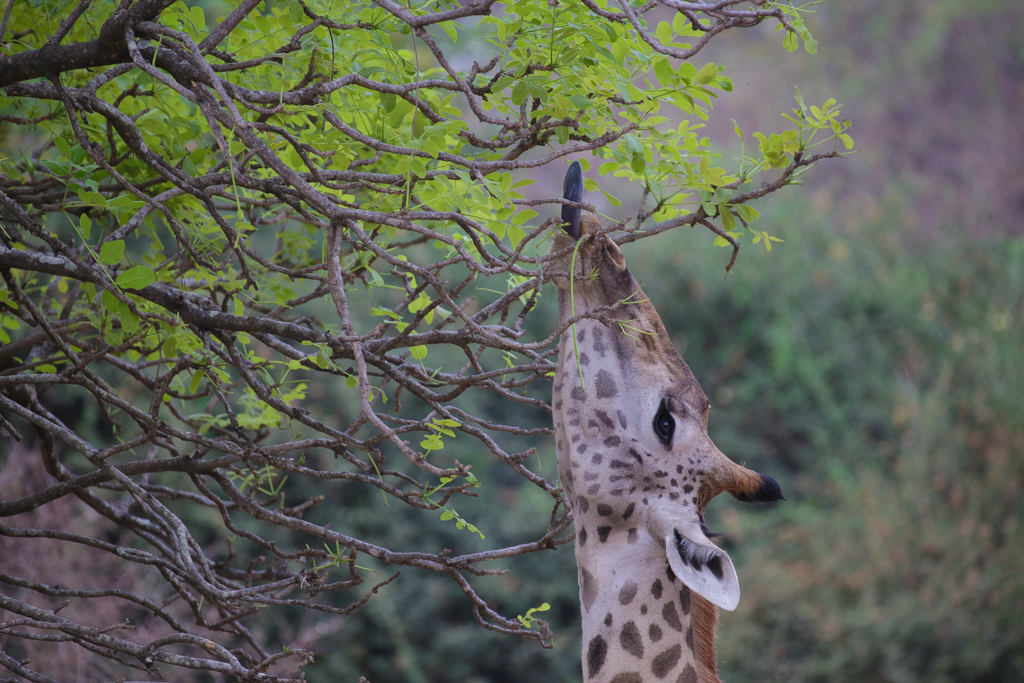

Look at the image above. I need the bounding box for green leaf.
[99,240,125,265]
[656,21,673,45]
[653,57,675,88]
[569,94,590,110]
[803,32,818,55]
[600,190,622,207]
[736,204,760,223]
[511,81,528,106]
[188,5,205,30]
[508,224,526,248]
[101,289,119,314]
[630,151,645,174]
[510,209,537,225]
[120,303,139,332]
[677,62,696,84]
[721,206,735,231]
[115,265,155,289]
[695,63,718,85]
[371,307,400,319]
[411,345,428,360]
[189,369,205,393]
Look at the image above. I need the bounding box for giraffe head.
[550,161,783,614]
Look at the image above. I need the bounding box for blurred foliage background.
[4,1,1022,681]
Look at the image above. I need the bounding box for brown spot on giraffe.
[595,369,618,398]
[676,663,698,683]
[610,674,642,683]
[588,635,608,678]
[679,586,691,616]
[620,621,644,659]
[618,581,638,605]
[662,601,682,632]
[581,567,598,612]
[651,643,682,678]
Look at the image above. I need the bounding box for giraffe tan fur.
[550,161,783,683]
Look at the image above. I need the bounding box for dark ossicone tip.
[561,160,583,240]
[730,474,785,503]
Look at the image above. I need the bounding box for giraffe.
[550,161,783,683]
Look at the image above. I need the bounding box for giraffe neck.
[553,318,720,683]
[575,522,705,683]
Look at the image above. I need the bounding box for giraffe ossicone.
[550,160,784,683]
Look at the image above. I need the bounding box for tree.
[0,0,849,680]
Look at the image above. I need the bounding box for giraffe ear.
[665,525,740,612]
[561,160,583,240]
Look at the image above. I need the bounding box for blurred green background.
[6,1,1023,681]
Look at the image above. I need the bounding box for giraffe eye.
[653,400,675,444]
